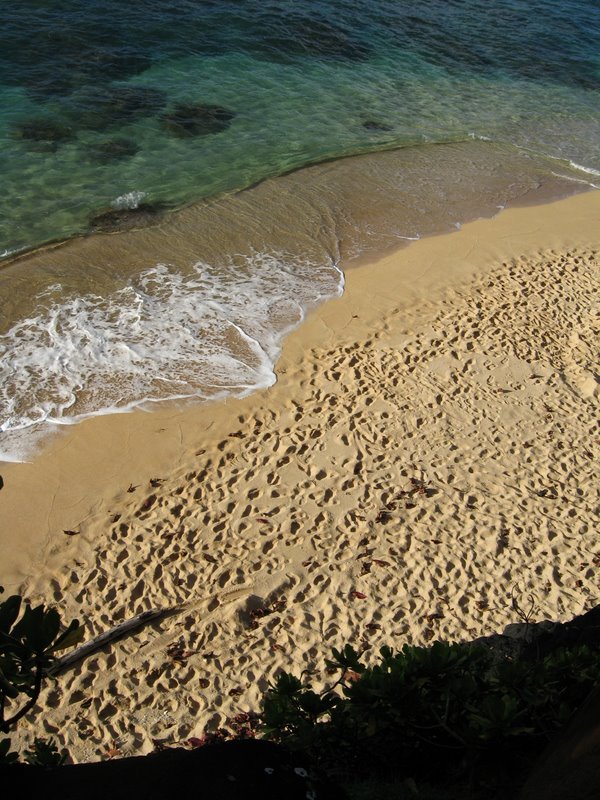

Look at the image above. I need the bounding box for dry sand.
[1,190,599,761]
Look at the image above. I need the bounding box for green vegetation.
[261,640,600,795]
[0,473,83,765]
[0,586,83,764]
[0,578,598,796]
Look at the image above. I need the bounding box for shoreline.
[1,142,596,468]
[1,138,595,273]
[1,189,598,587]
[1,189,599,761]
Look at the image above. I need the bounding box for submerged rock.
[88,202,167,233]
[75,49,153,84]
[11,117,74,151]
[160,103,236,137]
[21,47,153,102]
[362,119,393,132]
[86,138,140,162]
[64,85,167,131]
[256,15,370,62]
[21,72,80,103]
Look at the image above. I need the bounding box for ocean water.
[0,0,599,460]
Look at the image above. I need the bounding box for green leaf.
[24,737,68,767]
[327,644,364,673]
[12,604,53,653]
[0,596,21,635]
[39,608,61,651]
[48,620,84,653]
[0,665,19,699]
[0,629,30,658]
[0,737,19,764]
[270,672,303,698]
[11,604,38,645]
[295,690,338,719]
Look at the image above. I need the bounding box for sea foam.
[111,191,148,210]
[0,253,344,462]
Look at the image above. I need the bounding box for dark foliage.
[261,640,600,788]
[1,739,348,800]
[0,593,83,734]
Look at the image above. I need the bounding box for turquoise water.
[1,0,598,255]
[0,1,599,461]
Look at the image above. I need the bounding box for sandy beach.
[1,190,599,762]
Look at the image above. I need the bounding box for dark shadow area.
[0,739,348,800]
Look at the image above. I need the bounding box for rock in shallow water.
[63,85,168,132]
[21,45,153,101]
[88,202,167,233]
[362,119,393,132]
[160,103,236,137]
[86,138,140,162]
[253,14,371,62]
[11,116,75,151]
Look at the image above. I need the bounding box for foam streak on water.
[0,254,343,461]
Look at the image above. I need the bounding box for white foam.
[552,171,600,189]
[0,253,344,462]
[568,161,600,177]
[515,144,600,184]
[0,245,27,260]
[111,190,147,210]
[550,171,600,190]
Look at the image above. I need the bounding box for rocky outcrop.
[88,202,167,233]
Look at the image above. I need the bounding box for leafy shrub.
[261,641,600,782]
[0,585,83,762]
[0,735,18,764]
[0,588,83,732]
[24,736,68,767]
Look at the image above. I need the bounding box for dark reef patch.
[88,202,168,233]
[11,116,75,151]
[85,138,140,162]
[362,119,393,132]
[252,14,371,63]
[160,103,236,137]
[387,7,600,91]
[18,43,153,102]
[63,85,168,132]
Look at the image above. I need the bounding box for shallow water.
[1,0,598,255]
[0,1,599,460]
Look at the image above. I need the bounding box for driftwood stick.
[46,585,253,677]
[47,607,176,676]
